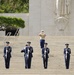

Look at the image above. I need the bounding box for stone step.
[0,36,74,75]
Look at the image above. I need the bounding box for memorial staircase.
[0,36,74,75]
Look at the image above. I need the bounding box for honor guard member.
[39,30,46,48]
[21,42,33,69]
[3,42,12,69]
[64,44,71,69]
[21,44,28,68]
[42,43,50,69]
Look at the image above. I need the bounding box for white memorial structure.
[0,0,74,36]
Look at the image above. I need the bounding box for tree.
[0,0,29,13]
[0,16,25,30]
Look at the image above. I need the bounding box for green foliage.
[0,0,29,13]
[0,16,25,28]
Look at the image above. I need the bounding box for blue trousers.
[65,55,70,69]
[40,39,45,48]
[43,57,48,69]
[4,57,10,69]
[25,56,32,69]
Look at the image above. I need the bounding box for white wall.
[29,0,41,35]
[69,0,74,36]
[29,0,74,36]
[0,31,5,36]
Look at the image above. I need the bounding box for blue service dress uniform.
[3,46,12,69]
[42,47,50,69]
[21,46,33,69]
[64,48,71,69]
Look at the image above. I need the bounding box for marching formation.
[3,30,71,69]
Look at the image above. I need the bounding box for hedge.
[0,16,25,28]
